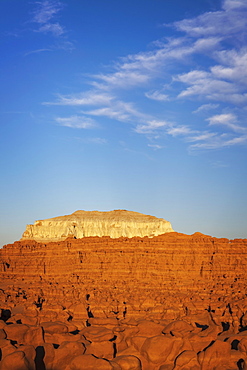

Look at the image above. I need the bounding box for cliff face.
[1,232,247,316]
[21,210,174,242]
[1,232,247,369]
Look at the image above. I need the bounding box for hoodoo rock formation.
[0,215,247,369]
[21,210,174,242]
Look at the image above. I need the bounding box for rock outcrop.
[1,231,247,369]
[21,210,174,242]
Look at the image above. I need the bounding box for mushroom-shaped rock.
[162,321,194,336]
[23,326,44,347]
[198,340,232,370]
[85,340,114,359]
[18,345,36,370]
[88,317,119,327]
[0,339,17,360]
[52,341,85,370]
[4,324,30,344]
[0,350,31,370]
[141,335,192,365]
[82,326,115,342]
[42,321,69,334]
[173,350,200,370]
[113,355,142,370]
[136,320,164,337]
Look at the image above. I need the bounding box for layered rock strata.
[21,210,174,242]
[0,232,247,369]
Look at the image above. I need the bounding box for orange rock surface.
[0,231,247,369]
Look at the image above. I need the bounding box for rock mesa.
[21,210,174,242]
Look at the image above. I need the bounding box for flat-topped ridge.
[21,209,174,242]
[49,209,164,222]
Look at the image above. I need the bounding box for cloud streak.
[45,0,247,151]
[55,115,96,129]
[32,0,64,36]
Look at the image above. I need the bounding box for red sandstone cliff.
[0,232,247,369]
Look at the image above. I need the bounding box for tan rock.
[21,210,174,241]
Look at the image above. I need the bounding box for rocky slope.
[0,232,247,369]
[21,210,174,242]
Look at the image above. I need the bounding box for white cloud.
[84,100,150,123]
[55,115,96,129]
[24,48,52,56]
[167,126,193,136]
[193,104,219,114]
[33,0,63,23]
[175,67,247,104]
[207,113,237,125]
[91,71,150,90]
[207,113,246,132]
[148,144,164,150]
[85,107,131,122]
[223,0,247,10]
[32,0,65,37]
[87,137,107,145]
[189,134,247,150]
[187,132,217,142]
[174,0,247,38]
[44,91,114,106]
[37,22,64,36]
[135,120,170,134]
[43,0,247,151]
[145,91,170,101]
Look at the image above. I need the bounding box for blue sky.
[1,0,247,245]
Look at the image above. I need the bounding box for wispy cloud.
[193,103,219,114]
[135,120,172,134]
[148,144,164,150]
[44,0,247,151]
[207,113,247,132]
[27,1,74,53]
[44,91,114,106]
[173,0,247,37]
[32,0,64,36]
[55,115,96,129]
[24,48,52,56]
[189,134,247,150]
[145,90,170,102]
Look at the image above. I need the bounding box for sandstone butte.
[0,211,247,369]
[21,209,174,241]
